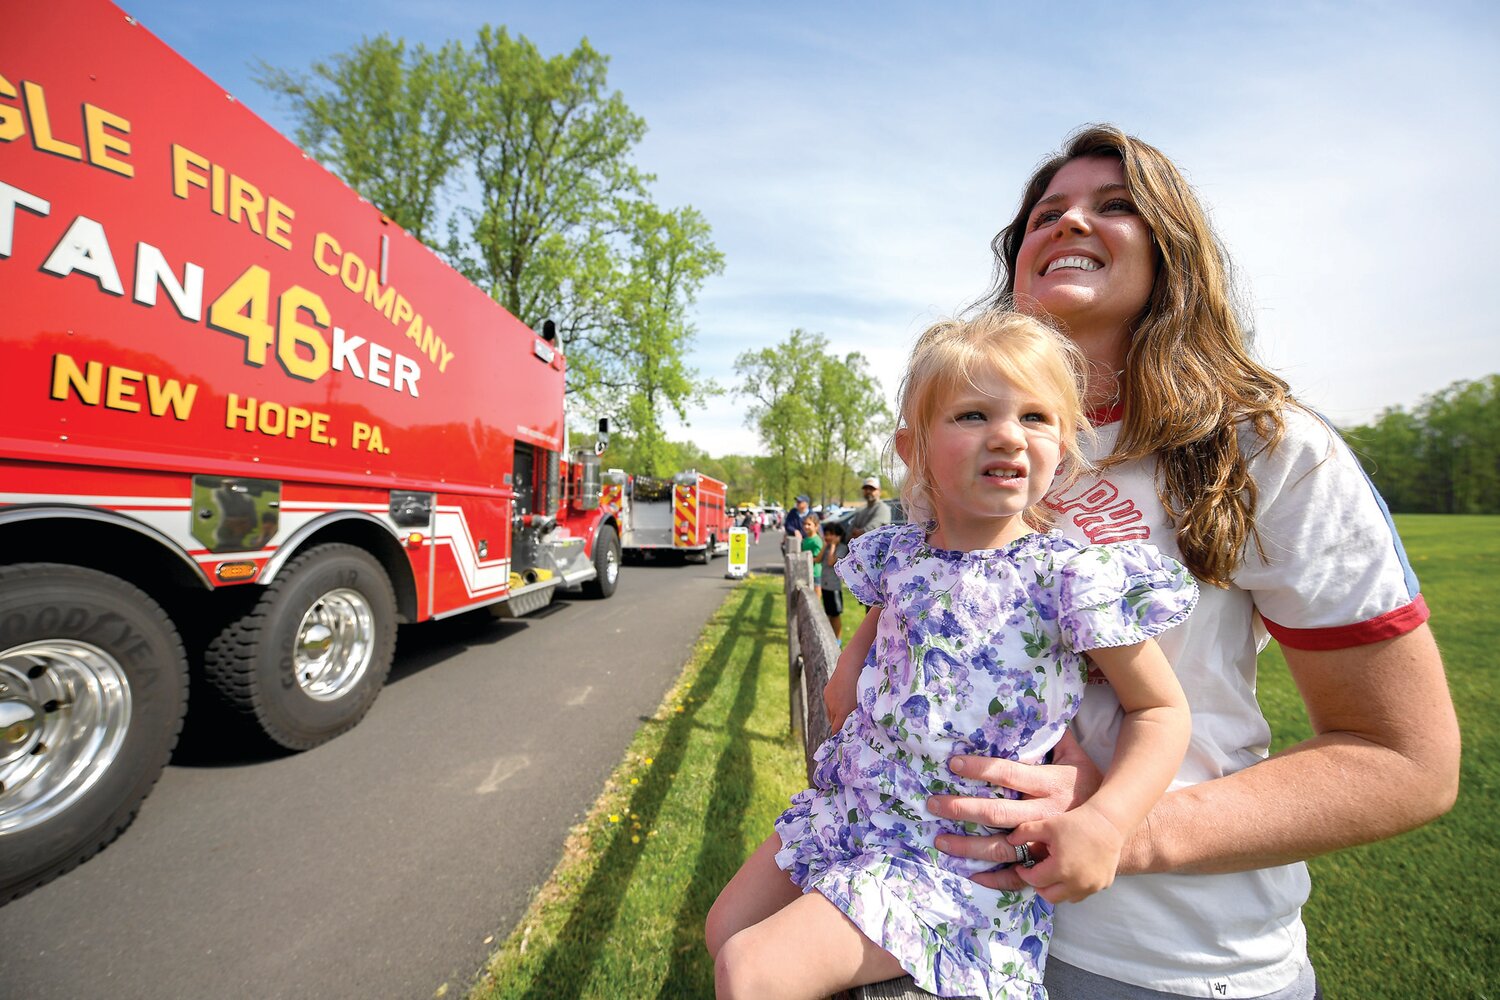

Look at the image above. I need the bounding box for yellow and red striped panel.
[674,484,697,547]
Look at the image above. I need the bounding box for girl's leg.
[704,834,803,958]
[716,890,908,1000]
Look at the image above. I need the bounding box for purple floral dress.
[774,522,1197,999]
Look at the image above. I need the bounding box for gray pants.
[1044,959,1320,1000]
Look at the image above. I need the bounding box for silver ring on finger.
[1014,842,1037,868]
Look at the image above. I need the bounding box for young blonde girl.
[705,311,1197,999]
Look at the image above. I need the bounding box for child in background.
[705,311,1197,999]
[799,513,823,582]
[821,520,849,639]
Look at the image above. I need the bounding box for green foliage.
[258,28,722,450]
[1343,374,1500,513]
[817,350,892,505]
[735,330,890,506]
[255,37,468,242]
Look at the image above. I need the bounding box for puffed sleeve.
[836,522,906,606]
[1058,542,1199,652]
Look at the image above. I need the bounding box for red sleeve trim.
[1263,596,1430,651]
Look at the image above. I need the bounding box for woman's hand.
[927,731,1107,891]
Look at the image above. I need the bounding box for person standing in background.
[848,477,891,540]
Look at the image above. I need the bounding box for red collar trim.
[1086,402,1125,426]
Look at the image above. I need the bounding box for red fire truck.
[610,469,729,562]
[0,1,621,901]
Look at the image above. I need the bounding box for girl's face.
[903,365,1063,550]
[1013,156,1157,351]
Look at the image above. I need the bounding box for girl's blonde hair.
[983,124,1293,585]
[893,309,1090,533]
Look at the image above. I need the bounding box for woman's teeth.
[1044,255,1101,275]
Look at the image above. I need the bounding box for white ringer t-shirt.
[1042,404,1428,998]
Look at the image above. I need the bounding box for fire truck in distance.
[0,0,621,901]
[605,470,729,563]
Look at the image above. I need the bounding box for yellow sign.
[726,527,749,579]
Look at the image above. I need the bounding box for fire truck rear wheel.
[0,564,189,903]
[583,525,621,599]
[204,544,396,751]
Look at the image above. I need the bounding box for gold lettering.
[226,393,256,430]
[267,196,293,250]
[83,104,132,177]
[104,365,143,412]
[339,251,365,294]
[22,81,81,159]
[362,268,395,317]
[227,175,264,234]
[50,353,101,404]
[313,231,340,275]
[0,73,24,142]
[172,144,210,200]
[146,374,197,419]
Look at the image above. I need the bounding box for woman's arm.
[1007,639,1190,902]
[824,608,879,731]
[930,623,1459,886]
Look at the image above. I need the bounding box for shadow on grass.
[516,586,778,999]
[655,589,780,999]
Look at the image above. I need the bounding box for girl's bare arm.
[1005,638,1190,902]
[825,608,878,730]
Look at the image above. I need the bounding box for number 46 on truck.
[0,0,622,903]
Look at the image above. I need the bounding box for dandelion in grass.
[609,814,620,824]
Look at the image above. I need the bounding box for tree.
[450,28,645,337]
[819,351,891,505]
[1343,374,1500,514]
[587,202,723,475]
[255,37,468,243]
[734,330,825,504]
[259,27,722,427]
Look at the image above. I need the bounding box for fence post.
[785,550,804,745]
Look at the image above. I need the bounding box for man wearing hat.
[782,495,810,553]
[848,476,891,540]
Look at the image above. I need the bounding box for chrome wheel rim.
[0,641,131,836]
[604,545,620,586]
[293,588,375,701]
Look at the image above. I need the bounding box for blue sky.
[119,0,1500,456]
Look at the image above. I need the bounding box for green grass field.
[1256,514,1498,997]
[471,515,1495,998]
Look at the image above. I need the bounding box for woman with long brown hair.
[927,125,1459,998]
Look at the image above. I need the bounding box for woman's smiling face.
[1014,156,1158,344]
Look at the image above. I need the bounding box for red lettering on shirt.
[1045,478,1152,544]
[1046,480,1119,513]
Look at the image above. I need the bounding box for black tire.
[204,544,395,751]
[583,525,621,599]
[0,564,188,903]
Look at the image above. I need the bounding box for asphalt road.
[0,541,784,999]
